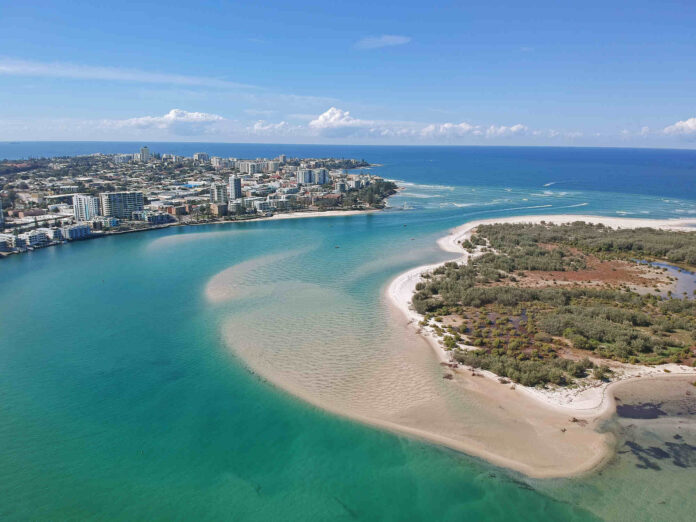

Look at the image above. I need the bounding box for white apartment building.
[61,224,91,240]
[210,183,228,204]
[0,233,14,251]
[238,161,261,175]
[73,194,101,222]
[297,169,314,185]
[19,229,51,247]
[100,192,144,219]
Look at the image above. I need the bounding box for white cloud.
[663,117,696,135]
[309,107,372,129]
[355,35,411,50]
[250,120,292,135]
[420,122,475,137]
[307,107,534,141]
[308,107,377,137]
[485,124,529,137]
[102,109,225,135]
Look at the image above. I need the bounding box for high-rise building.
[229,175,243,200]
[73,194,101,222]
[297,169,314,185]
[314,168,329,185]
[193,152,210,162]
[0,198,4,228]
[140,146,150,162]
[100,191,144,219]
[210,183,228,204]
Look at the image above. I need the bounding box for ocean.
[1,143,695,520]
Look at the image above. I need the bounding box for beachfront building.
[229,175,243,200]
[0,233,14,251]
[48,228,64,241]
[73,194,101,222]
[61,223,91,240]
[132,211,171,225]
[19,229,51,247]
[210,183,228,204]
[100,191,144,219]
[193,152,210,162]
[93,216,119,229]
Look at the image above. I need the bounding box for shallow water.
[2,145,696,519]
[651,262,696,299]
[540,377,696,521]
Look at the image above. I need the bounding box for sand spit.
[384,214,696,474]
[390,214,696,414]
[207,214,690,479]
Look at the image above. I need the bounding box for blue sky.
[1,0,695,146]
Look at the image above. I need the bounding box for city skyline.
[1,1,695,147]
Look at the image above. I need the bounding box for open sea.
[1,143,696,520]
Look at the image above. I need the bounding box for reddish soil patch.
[515,255,666,289]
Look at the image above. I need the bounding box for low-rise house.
[61,224,91,240]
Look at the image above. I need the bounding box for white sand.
[388,214,696,417]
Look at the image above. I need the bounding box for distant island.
[0,147,396,256]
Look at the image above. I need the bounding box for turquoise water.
[1,145,696,520]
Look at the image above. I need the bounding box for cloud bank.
[3,105,694,147]
[302,107,529,140]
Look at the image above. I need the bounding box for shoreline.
[0,207,385,259]
[388,214,696,415]
[385,214,696,474]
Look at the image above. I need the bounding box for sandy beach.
[388,214,696,415]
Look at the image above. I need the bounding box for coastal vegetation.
[413,222,696,386]
[342,180,398,209]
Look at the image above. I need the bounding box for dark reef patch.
[616,402,666,419]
